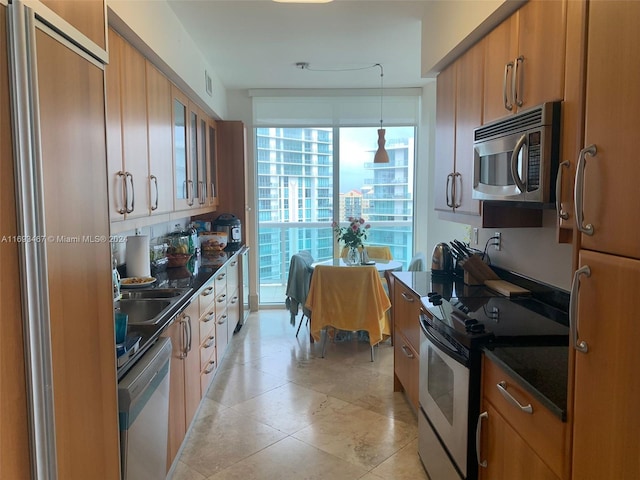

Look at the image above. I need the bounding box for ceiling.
[166,0,431,91]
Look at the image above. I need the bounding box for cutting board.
[484,279,530,296]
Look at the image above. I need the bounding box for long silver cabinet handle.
[476,411,488,468]
[496,381,533,414]
[512,55,524,108]
[116,171,127,214]
[187,179,194,206]
[400,345,414,359]
[570,265,590,353]
[453,172,462,208]
[574,144,597,236]
[185,314,192,353]
[445,173,454,208]
[555,161,570,220]
[125,171,134,213]
[179,315,188,359]
[150,175,159,211]
[510,133,527,193]
[503,61,514,111]
[199,180,205,205]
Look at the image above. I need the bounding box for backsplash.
[111,218,191,266]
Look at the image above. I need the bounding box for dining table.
[310,257,403,273]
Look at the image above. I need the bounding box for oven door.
[472,131,524,201]
[419,321,470,478]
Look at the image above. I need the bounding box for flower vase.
[345,246,360,265]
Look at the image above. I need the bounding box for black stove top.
[421,291,569,350]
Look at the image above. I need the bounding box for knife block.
[464,270,485,286]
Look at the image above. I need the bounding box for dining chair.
[305,265,391,361]
[408,251,427,271]
[285,251,314,338]
[340,245,392,261]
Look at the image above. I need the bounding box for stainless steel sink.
[116,288,191,325]
[120,288,188,300]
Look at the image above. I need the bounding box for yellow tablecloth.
[305,265,391,346]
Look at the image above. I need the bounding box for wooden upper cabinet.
[40,0,106,50]
[206,118,219,207]
[483,0,567,124]
[172,86,192,211]
[434,41,483,216]
[145,60,174,216]
[578,0,640,260]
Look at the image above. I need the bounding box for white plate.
[120,277,157,288]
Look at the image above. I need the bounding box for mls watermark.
[1,235,127,244]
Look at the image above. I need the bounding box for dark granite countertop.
[117,246,246,380]
[482,345,568,421]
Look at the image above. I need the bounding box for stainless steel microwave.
[472,101,561,203]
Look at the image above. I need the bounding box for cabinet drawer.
[226,256,239,290]
[200,333,216,371]
[199,281,216,313]
[199,305,216,344]
[200,355,216,395]
[393,282,421,348]
[482,357,567,478]
[214,266,227,293]
[393,331,419,410]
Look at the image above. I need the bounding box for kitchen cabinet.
[205,117,219,207]
[434,41,483,217]
[40,0,106,51]
[213,263,230,360]
[571,251,640,479]
[198,275,218,394]
[483,0,566,124]
[389,275,421,410]
[479,356,567,480]
[146,60,174,215]
[172,86,193,210]
[163,300,200,471]
[215,121,249,243]
[0,5,31,478]
[106,29,149,221]
[36,23,120,478]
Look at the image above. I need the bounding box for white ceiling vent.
[205,70,213,96]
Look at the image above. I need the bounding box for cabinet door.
[483,14,519,124]
[120,37,150,218]
[183,301,201,428]
[515,0,566,112]
[216,121,248,237]
[478,403,559,480]
[37,27,120,478]
[572,250,640,479]
[196,107,209,206]
[393,281,421,349]
[206,118,219,206]
[145,61,173,215]
[393,331,419,410]
[188,101,201,208]
[579,1,640,260]
[172,86,191,210]
[453,42,483,216]
[40,0,106,50]
[434,62,456,212]
[105,29,126,222]
[161,320,187,471]
[0,5,31,477]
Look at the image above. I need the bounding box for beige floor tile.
[207,436,368,480]
[292,403,417,470]
[369,438,430,479]
[231,382,351,435]
[169,310,427,480]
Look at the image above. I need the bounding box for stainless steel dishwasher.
[118,337,172,480]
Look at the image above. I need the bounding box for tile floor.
[169,309,429,480]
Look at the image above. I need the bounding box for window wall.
[255,125,416,305]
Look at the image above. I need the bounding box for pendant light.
[373,63,389,164]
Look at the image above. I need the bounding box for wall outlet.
[135,227,142,236]
[473,228,479,245]
[494,232,501,251]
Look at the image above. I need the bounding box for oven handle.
[476,411,488,468]
[421,320,469,366]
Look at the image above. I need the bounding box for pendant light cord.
[375,63,384,129]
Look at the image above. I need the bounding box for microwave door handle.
[510,134,527,193]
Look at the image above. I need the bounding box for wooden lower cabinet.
[479,356,566,480]
[163,300,200,471]
[478,402,560,480]
[389,275,421,410]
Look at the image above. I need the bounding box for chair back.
[340,245,392,260]
[408,251,427,271]
[285,251,314,318]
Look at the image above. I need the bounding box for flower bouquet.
[332,217,370,264]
